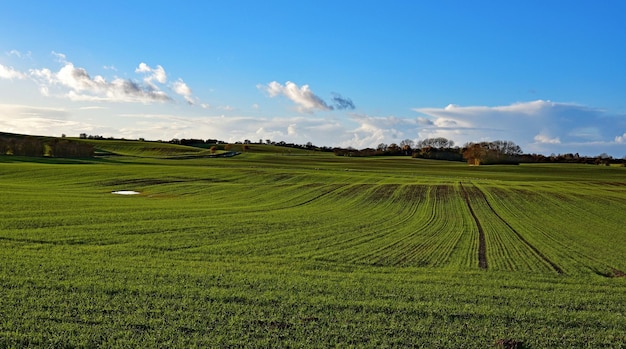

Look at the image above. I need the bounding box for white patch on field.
[111,190,140,195]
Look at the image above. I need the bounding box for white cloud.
[417,117,434,126]
[615,133,626,144]
[0,64,26,80]
[26,57,173,103]
[343,114,424,148]
[135,62,151,73]
[287,124,297,136]
[261,81,332,112]
[172,79,191,96]
[3,54,199,105]
[172,79,194,104]
[534,133,561,144]
[135,62,167,88]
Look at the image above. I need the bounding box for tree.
[387,143,400,154]
[16,137,45,157]
[417,137,454,149]
[0,138,7,155]
[399,139,414,149]
[224,144,232,151]
[488,140,522,156]
[462,140,522,165]
[210,146,217,154]
[376,143,388,152]
[462,143,486,165]
[400,139,414,155]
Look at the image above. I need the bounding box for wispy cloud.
[6,49,31,59]
[0,104,84,136]
[78,106,108,110]
[115,112,349,143]
[260,81,355,113]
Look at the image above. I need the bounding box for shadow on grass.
[0,155,122,165]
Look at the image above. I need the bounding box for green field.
[1,143,625,348]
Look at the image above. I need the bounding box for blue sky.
[1,0,625,156]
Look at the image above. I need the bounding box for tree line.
[4,132,623,165]
[0,136,94,158]
[332,137,624,166]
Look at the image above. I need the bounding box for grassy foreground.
[0,146,625,348]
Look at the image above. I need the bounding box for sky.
[1,0,625,157]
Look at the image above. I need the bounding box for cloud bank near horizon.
[412,100,626,155]
[2,99,624,157]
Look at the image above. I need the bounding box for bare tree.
[417,137,454,149]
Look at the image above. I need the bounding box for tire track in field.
[472,184,564,274]
[459,183,488,270]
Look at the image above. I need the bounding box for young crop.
[0,155,625,348]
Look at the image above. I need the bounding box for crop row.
[3,163,624,275]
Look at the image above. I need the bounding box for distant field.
[76,139,214,157]
[0,144,625,348]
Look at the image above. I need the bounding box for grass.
[0,141,625,347]
[76,139,214,157]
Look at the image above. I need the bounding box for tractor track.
[470,183,564,274]
[459,183,488,270]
